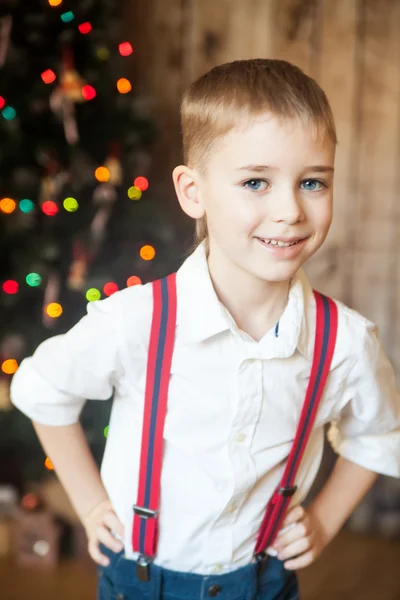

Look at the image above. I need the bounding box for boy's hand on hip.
[269,505,328,570]
[83,498,125,566]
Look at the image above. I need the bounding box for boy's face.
[174,113,335,285]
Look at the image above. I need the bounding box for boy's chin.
[249,262,302,284]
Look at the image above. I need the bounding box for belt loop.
[151,559,162,600]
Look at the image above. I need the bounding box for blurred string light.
[0,197,16,213]
[26,273,42,287]
[41,69,56,84]
[1,359,18,375]
[82,84,96,100]
[19,199,35,213]
[127,275,141,287]
[104,282,118,296]
[63,197,79,212]
[86,288,101,302]
[127,186,142,200]
[104,426,109,438]
[2,280,19,294]
[61,11,74,22]
[0,97,5,109]
[140,245,156,261]
[95,166,110,182]
[119,42,133,56]
[78,22,92,34]
[21,493,39,510]
[96,47,109,61]
[117,78,132,94]
[46,303,63,318]
[41,200,58,216]
[44,457,54,470]
[2,106,16,120]
[134,176,149,191]
[48,0,63,6]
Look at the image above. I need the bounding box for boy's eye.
[243,179,268,192]
[300,179,326,192]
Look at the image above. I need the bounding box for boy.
[11,59,400,599]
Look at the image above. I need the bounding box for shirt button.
[236,432,246,443]
[210,564,223,574]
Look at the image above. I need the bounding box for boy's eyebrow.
[306,166,335,173]
[236,165,272,172]
[236,164,335,173]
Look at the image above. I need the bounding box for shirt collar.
[176,241,314,360]
[176,242,231,343]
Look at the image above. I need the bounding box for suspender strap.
[132,273,177,567]
[254,291,338,556]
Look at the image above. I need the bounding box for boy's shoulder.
[97,281,154,340]
[299,270,378,365]
[327,295,379,368]
[113,280,154,314]
[334,297,376,339]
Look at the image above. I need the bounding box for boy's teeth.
[261,238,299,247]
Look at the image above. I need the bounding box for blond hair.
[180,59,337,245]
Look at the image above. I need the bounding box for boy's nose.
[273,191,304,225]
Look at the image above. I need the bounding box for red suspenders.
[132,273,338,581]
[132,274,177,580]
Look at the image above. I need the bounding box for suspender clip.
[254,550,268,563]
[136,554,152,582]
[277,485,297,498]
[133,505,158,519]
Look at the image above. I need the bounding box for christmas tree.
[0,0,181,489]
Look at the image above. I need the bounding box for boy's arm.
[33,421,124,565]
[307,455,378,542]
[33,421,109,522]
[272,456,378,569]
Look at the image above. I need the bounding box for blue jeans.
[97,545,299,600]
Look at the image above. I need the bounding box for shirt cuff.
[332,431,400,478]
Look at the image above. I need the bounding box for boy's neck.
[207,251,291,343]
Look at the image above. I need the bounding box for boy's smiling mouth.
[254,235,310,258]
[254,235,309,248]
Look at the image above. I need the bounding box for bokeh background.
[1,0,400,598]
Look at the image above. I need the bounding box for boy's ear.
[172,165,205,219]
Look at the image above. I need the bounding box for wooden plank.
[353,0,400,251]
[188,0,234,79]
[226,0,275,61]
[269,0,318,74]
[303,0,358,300]
[350,0,400,348]
[187,0,277,73]
[351,249,392,338]
[389,252,400,385]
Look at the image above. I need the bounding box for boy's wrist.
[307,500,338,547]
[80,494,110,524]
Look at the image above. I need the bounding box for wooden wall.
[126,0,400,377]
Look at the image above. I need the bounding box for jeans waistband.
[98,544,297,600]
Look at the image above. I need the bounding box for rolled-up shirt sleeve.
[329,320,400,478]
[10,292,123,426]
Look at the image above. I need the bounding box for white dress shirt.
[10,242,400,575]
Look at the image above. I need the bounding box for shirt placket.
[206,342,263,571]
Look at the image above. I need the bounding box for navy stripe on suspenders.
[132,275,338,580]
